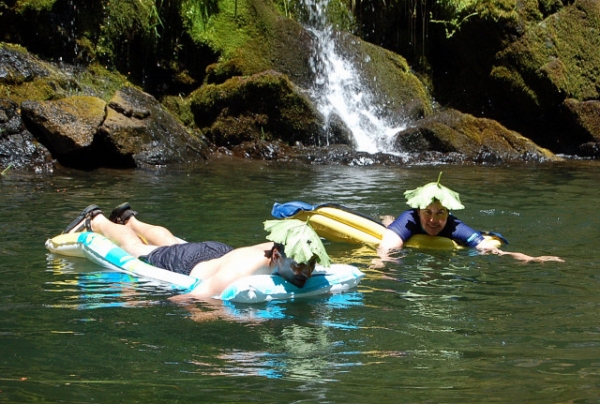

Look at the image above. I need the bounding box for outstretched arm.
[476,239,564,263]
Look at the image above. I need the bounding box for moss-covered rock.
[0,98,54,172]
[490,0,600,146]
[21,87,210,169]
[337,32,433,120]
[1,0,590,167]
[190,70,326,147]
[561,98,600,157]
[192,0,316,89]
[493,0,600,102]
[393,108,559,163]
[0,42,130,104]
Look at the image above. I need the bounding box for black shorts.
[142,241,234,276]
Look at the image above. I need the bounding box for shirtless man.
[64,204,327,299]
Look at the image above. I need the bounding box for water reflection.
[184,293,366,381]
[45,253,170,309]
[209,324,344,381]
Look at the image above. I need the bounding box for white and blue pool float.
[45,232,364,303]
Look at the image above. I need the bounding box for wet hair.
[265,243,317,266]
[264,243,285,263]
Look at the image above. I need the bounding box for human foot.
[109,202,138,225]
[63,205,103,233]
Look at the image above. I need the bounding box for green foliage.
[183,0,250,56]
[95,0,168,62]
[430,0,517,38]
[264,219,331,266]
[403,172,465,210]
[430,0,479,38]
[181,0,219,37]
[14,0,57,13]
[325,0,358,32]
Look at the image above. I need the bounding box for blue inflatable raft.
[45,232,365,303]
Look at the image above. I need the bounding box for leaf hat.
[264,219,331,267]
[404,172,465,210]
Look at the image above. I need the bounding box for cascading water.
[301,0,405,154]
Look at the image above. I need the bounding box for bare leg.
[124,216,181,246]
[90,215,157,258]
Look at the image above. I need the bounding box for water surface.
[1,159,599,403]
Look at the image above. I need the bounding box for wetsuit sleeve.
[386,209,421,242]
[442,216,484,247]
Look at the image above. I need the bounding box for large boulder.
[490,0,600,151]
[21,87,210,169]
[393,109,559,163]
[190,70,331,148]
[0,98,54,172]
[561,98,600,158]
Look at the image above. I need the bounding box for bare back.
[185,242,275,297]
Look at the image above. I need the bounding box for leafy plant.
[430,0,479,38]
[182,0,219,35]
[430,0,517,38]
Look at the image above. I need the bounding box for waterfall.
[301,0,405,154]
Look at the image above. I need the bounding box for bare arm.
[372,229,405,268]
[475,239,564,263]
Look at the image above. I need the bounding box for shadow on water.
[2,159,600,402]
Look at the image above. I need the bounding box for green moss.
[189,70,321,146]
[183,0,282,76]
[162,95,195,127]
[14,0,57,13]
[94,0,162,62]
[490,65,540,107]
[431,0,519,37]
[0,42,130,104]
[0,79,54,104]
[72,64,131,101]
[496,0,600,102]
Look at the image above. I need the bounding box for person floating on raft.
[377,173,564,264]
[62,203,331,301]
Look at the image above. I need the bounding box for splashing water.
[301,0,405,154]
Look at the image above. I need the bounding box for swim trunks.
[387,209,484,247]
[142,241,234,276]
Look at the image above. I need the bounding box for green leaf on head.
[264,219,331,267]
[404,172,465,210]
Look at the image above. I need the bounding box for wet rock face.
[0,46,52,84]
[392,109,559,163]
[0,99,54,172]
[562,98,600,158]
[21,87,211,170]
[99,87,210,168]
[190,70,328,148]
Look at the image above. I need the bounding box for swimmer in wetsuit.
[63,203,328,299]
[377,175,564,264]
[385,207,485,248]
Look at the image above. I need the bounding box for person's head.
[404,172,464,236]
[265,243,318,288]
[263,219,331,288]
[417,199,449,236]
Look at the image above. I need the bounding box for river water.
[1,158,599,403]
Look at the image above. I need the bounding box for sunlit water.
[1,159,600,402]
